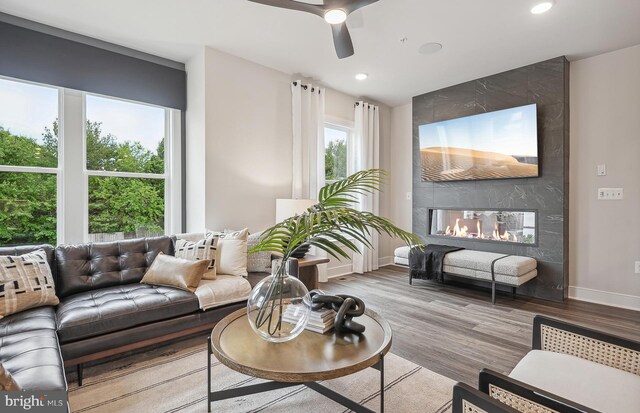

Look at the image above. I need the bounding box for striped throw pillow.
[0,249,59,319]
[175,236,219,280]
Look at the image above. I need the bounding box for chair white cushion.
[394,256,409,266]
[194,275,252,311]
[394,246,411,259]
[509,350,640,413]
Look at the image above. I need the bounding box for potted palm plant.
[247,169,420,342]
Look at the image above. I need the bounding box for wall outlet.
[636,261,640,274]
[598,188,624,200]
[597,164,607,176]
[406,192,412,201]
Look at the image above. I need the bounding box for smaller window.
[324,124,350,183]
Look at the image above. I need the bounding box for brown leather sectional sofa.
[0,236,266,392]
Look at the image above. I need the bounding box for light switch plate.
[597,164,606,176]
[598,188,624,200]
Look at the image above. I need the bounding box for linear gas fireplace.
[429,209,536,245]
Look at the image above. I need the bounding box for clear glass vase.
[247,259,311,343]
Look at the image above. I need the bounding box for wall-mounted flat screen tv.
[419,103,538,182]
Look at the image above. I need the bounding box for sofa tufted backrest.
[0,244,57,283]
[55,236,174,298]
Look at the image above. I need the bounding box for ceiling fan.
[248,0,379,59]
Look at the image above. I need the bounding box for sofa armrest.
[453,383,520,413]
[478,369,597,413]
[532,315,640,375]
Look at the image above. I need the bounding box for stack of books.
[283,305,336,334]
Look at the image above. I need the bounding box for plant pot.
[290,243,311,259]
[247,259,311,343]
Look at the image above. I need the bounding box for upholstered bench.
[394,245,537,303]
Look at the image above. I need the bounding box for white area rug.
[68,336,454,413]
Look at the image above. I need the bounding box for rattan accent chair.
[452,315,640,413]
[453,371,592,413]
[453,383,520,413]
[478,369,596,413]
[532,315,640,375]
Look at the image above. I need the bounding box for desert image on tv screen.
[419,104,538,182]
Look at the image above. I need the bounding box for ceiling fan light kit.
[248,0,380,59]
[324,9,347,24]
[531,1,555,14]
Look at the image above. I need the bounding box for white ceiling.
[1,0,639,106]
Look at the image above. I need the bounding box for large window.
[0,78,60,246]
[324,123,350,183]
[85,95,168,242]
[0,76,181,247]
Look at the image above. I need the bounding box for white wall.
[388,103,413,237]
[201,47,293,233]
[569,44,640,310]
[186,47,400,279]
[185,50,207,232]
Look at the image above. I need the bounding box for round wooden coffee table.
[208,307,392,413]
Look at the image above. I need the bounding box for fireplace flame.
[492,223,513,241]
[450,218,469,237]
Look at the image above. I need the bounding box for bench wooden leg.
[512,286,517,295]
[491,282,496,304]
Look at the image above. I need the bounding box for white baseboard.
[324,256,396,280]
[569,286,640,311]
[378,256,394,267]
[327,264,353,279]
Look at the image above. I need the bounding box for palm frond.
[249,169,422,261]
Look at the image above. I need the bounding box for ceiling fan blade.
[331,23,354,59]
[247,0,324,17]
[342,0,379,14]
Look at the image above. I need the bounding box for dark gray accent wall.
[412,57,569,302]
[0,21,186,110]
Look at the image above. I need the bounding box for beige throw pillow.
[0,249,59,319]
[207,228,249,277]
[0,364,20,390]
[141,253,208,292]
[175,235,219,280]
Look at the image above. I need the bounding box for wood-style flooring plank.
[322,265,640,386]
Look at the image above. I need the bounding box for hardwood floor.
[321,265,640,387]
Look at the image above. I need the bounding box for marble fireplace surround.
[412,56,569,302]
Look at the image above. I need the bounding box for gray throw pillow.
[247,231,273,273]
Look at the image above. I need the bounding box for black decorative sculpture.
[309,291,366,334]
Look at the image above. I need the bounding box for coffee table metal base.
[207,337,385,413]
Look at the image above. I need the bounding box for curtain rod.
[355,102,378,109]
[292,81,322,93]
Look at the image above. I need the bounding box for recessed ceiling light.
[324,9,347,25]
[418,42,443,55]
[531,1,554,14]
[355,73,368,81]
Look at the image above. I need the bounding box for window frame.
[0,74,182,247]
[82,92,174,241]
[0,75,64,246]
[323,117,353,185]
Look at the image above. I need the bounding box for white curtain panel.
[291,81,325,200]
[350,101,380,274]
[291,81,328,281]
